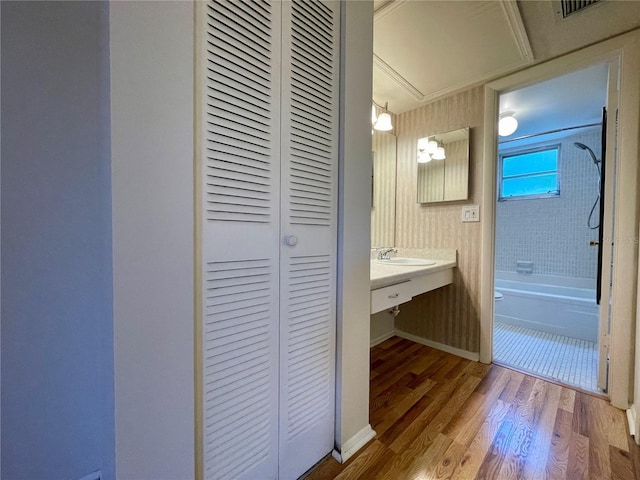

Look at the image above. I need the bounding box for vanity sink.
[375,258,436,266]
[370,254,456,314]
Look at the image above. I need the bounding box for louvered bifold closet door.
[279,1,340,479]
[198,1,281,479]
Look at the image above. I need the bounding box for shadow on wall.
[396,269,480,353]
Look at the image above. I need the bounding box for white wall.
[1,5,4,478]
[634,240,640,442]
[111,1,375,473]
[2,2,114,478]
[336,0,375,456]
[633,259,640,442]
[518,1,640,61]
[110,2,194,478]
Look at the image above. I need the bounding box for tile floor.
[493,321,600,393]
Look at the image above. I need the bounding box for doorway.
[491,64,611,394]
[478,34,640,409]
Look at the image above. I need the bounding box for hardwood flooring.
[306,336,639,480]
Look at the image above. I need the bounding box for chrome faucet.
[377,247,398,260]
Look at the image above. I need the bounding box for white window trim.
[498,143,561,201]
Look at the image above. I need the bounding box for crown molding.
[373,0,408,23]
[500,0,534,62]
[373,54,423,102]
[373,0,535,113]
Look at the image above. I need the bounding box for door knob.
[285,235,298,247]
[590,240,600,246]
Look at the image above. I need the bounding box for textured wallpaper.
[371,129,397,248]
[393,86,484,353]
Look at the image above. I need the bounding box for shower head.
[574,142,600,165]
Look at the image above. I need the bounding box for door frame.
[479,30,640,410]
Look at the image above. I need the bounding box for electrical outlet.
[462,205,480,222]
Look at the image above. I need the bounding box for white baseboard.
[370,331,395,347]
[332,424,376,464]
[627,404,640,445]
[395,330,480,362]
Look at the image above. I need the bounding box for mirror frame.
[417,127,470,203]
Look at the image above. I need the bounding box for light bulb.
[432,147,446,160]
[417,138,429,151]
[371,104,377,125]
[374,112,393,131]
[499,113,518,137]
[417,152,432,163]
[427,140,438,154]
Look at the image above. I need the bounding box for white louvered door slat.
[199,1,338,478]
[279,1,339,479]
[199,1,281,479]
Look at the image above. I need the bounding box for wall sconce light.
[372,101,393,131]
[498,111,518,137]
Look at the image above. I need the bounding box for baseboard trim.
[395,330,480,362]
[370,331,395,347]
[627,404,640,445]
[332,424,376,464]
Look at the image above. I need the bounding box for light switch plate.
[462,205,480,222]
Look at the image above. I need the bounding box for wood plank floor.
[306,336,639,480]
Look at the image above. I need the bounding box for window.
[499,145,560,200]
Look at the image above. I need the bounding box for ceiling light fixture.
[372,101,393,131]
[498,111,518,137]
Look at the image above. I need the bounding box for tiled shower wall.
[495,128,601,280]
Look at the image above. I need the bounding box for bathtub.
[494,271,599,343]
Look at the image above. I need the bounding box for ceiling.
[372,1,613,146]
[498,63,608,148]
[373,0,533,115]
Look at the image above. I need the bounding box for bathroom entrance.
[492,62,615,394]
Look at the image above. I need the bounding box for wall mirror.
[417,127,470,203]
[371,130,396,247]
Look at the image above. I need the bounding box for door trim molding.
[480,30,640,409]
[193,4,205,480]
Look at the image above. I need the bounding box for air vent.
[556,0,602,18]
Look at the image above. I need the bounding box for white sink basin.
[375,258,436,266]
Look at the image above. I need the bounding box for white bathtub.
[494,271,598,343]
